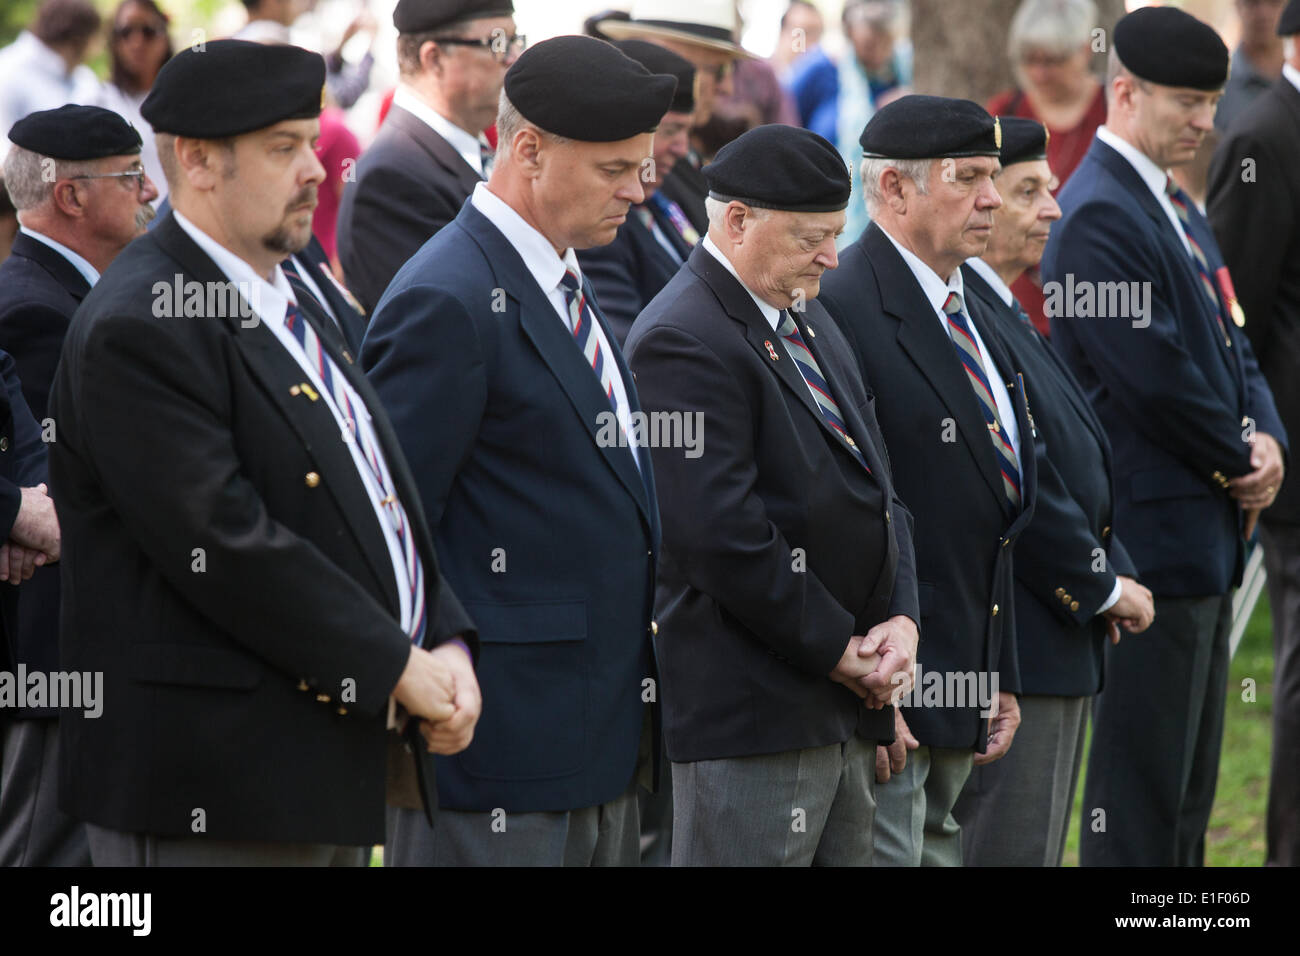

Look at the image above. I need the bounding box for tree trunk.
[910,0,1128,105]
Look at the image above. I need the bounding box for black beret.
[142,40,324,138]
[611,39,695,114]
[504,36,677,142]
[1114,7,1229,91]
[705,124,851,213]
[860,95,1001,159]
[9,104,141,159]
[1280,0,1300,36]
[997,116,1048,168]
[393,0,514,34]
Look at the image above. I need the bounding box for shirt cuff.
[1096,577,1123,615]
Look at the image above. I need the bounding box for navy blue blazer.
[626,246,918,761]
[0,233,82,714]
[362,200,660,813]
[963,264,1136,697]
[820,224,1039,751]
[577,203,688,347]
[1042,137,1287,597]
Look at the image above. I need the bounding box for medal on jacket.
[1215,266,1246,327]
[765,340,779,361]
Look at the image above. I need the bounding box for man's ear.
[512,128,544,178]
[724,202,749,245]
[174,137,220,192]
[881,168,908,214]
[50,179,88,219]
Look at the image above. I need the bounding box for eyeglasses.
[114,23,163,41]
[73,168,147,192]
[432,33,527,63]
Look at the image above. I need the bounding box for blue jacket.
[1043,137,1287,597]
[362,200,660,812]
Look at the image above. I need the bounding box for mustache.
[135,202,157,231]
[286,187,317,213]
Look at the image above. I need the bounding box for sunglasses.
[114,23,163,40]
[432,33,527,64]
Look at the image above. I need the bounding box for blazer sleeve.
[1050,202,1257,482]
[361,285,489,532]
[885,491,920,625]
[63,314,412,719]
[627,323,855,679]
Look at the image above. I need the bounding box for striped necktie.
[281,256,345,343]
[647,191,700,247]
[479,137,494,179]
[943,292,1022,511]
[283,301,426,644]
[559,268,619,416]
[776,311,869,473]
[1165,175,1231,348]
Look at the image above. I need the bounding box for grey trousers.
[85,824,368,866]
[1260,522,1300,866]
[952,694,1089,866]
[384,778,640,866]
[670,735,877,866]
[1079,592,1232,866]
[872,744,973,866]
[0,718,90,866]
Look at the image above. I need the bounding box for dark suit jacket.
[625,246,918,761]
[963,263,1136,697]
[48,213,474,845]
[1043,137,1287,597]
[362,200,660,813]
[0,232,83,716]
[659,153,709,235]
[578,203,687,346]
[820,224,1038,751]
[1208,78,1300,524]
[337,104,483,315]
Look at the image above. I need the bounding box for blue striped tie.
[284,302,427,644]
[943,292,1022,511]
[776,311,870,473]
[559,269,619,416]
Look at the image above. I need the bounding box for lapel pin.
[806,324,816,338]
[765,340,779,361]
[300,383,320,402]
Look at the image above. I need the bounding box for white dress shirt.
[879,226,1021,465]
[1285,61,1300,96]
[392,86,488,178]
[469,182,641,470]
[965,257,1122,614]
[1095,125,1191,256]
[18,226,100,287]
[172,210,416,631]
[0,31,102,142]
[700,235,832,411]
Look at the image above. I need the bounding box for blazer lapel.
[862,227,1007,508]
[459,204,653,527]
[391,105,485,194]
[151,214,402,613]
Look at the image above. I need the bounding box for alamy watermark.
[596,410,704,459]
[0,666,102,717]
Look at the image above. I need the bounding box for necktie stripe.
[776,312,870,474]
[561,269,620,419]
[1166,176,1231,346]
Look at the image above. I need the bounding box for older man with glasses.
[337,0,524,315]
[0,104,157,866]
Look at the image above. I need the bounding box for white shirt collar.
[877,224,966,317]
[1096,125,1172,206]
[1284,62,1300,96]
[393,86,486,177]
[18,226,100,286]
[469,181,581,298]
[171,209,293,326]
[966,256,1015,308]
[700,235,782,330]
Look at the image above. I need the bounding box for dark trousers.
[1259,521,1300,866]
[1079,593,1232,866]
[0,718,90,866]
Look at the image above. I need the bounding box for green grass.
[1062,593,1275,866]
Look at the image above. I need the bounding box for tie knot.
[1165,174,1179,198]
[777,310,798,337]
[943,291,963,316]
[560,269,581,295]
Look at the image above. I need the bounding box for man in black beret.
[578,40,698,347]
[363,35,674,866]
[1208,0,1300,868]
[0,105,158,867]
[48,38,480,866]
[949,117,1154,866]
[337,0,521,314]
[819,95,1036,867]
[623,124,919,865]
[1043,6,1287,866]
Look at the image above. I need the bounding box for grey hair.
[859,157,931,216]
[1,146,98,212]
[1104,46,1146,105]
[704,196,773,231]
[494,90,569,163]
[1009,0,1096,62]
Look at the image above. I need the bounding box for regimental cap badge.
[993,117,1002,150]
